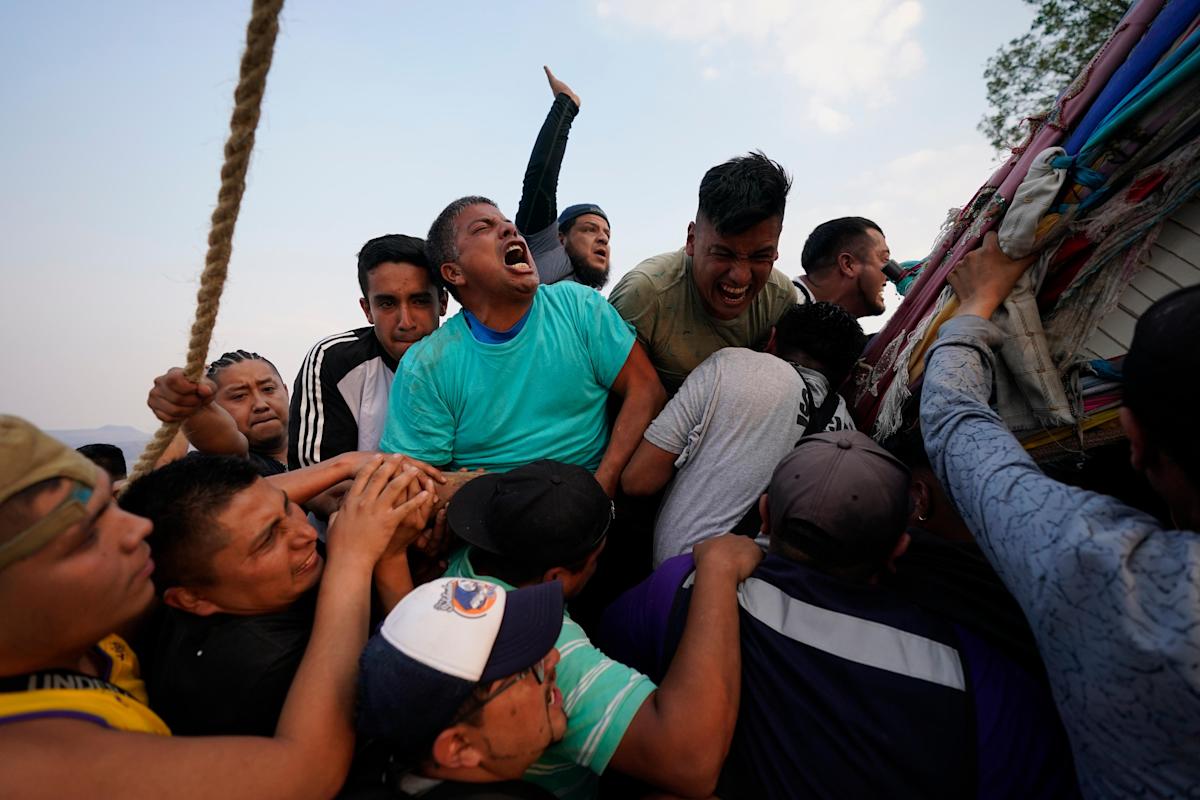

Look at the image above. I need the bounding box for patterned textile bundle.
[852,0,1200,455]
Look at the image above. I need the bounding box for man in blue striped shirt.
[441,460,760,799]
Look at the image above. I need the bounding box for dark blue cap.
[355,578,563,762]
[557,203,609,228]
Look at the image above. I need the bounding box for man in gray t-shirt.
[620,302,866,566]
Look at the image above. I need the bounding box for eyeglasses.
[451,654,549,724]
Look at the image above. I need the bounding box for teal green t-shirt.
[380,282,635,471]
[444,548,657,799]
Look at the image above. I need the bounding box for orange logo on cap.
[435,579,498,618]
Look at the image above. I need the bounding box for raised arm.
[148,367,248,457]
[514,66,580,237]
[595,341,667,497]
[607,534,762,797]
[920,233,1082,582]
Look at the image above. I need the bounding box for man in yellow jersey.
[0,415,431,799]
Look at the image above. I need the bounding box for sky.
[0,0,1035,431]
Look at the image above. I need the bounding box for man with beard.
[793,217,892,318]
[514,67,611,289]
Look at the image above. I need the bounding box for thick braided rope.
[130,0,284,481]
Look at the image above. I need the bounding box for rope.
[129,0,284,482]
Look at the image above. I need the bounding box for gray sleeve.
[526,223,575,285]
[921,313,1200,794]
[644,356,716,461]
[920,315,1129,593]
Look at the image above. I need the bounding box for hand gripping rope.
[129,0,285,482]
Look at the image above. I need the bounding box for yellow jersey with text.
[0,634,170,735]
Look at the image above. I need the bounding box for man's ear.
[909,479,932,524]
[359,296,373,324]
[544,563,585,596]
[1120,407,1149,472]
[544,565,571,585]
[685,221,697,257]
[440,262,465,292]
[758,493,770,535]
[430,726,484,770]
[163,586,222,617]
[437,288,450,318]
[837,251,858,278]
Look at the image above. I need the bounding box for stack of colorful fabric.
[852,0,1200,463]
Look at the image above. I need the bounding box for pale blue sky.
[1,0,1034,430]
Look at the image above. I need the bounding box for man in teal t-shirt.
[443,460,761,799]
[380,195,665,496]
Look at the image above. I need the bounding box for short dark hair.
[774,302,867,387]
[468,543,598,588]
[426,196,497,301]
[76,444,127,481]
[801,217,883,274]
[357,234,432,298]
[206,350,281,383]
[119,454,259,593]
[697,151,792,236]
[1123,284,1200,477]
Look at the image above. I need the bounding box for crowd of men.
[3,68,1199,800]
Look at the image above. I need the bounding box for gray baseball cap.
[767,430,910,566]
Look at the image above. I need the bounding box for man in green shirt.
[609,151,797,394]
[443,459,762,799]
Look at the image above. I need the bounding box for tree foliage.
[980,0,1131,151]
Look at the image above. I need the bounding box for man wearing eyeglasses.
[609,152,798,395]
[354,577,566,799]
[792,217,896,318]
[440,459,763,800]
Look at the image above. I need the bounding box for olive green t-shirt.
[608,248,797,393]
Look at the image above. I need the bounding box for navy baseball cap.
[447,460,614,567]
[557,203,608,228]
[356,577,563,760]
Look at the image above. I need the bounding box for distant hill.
[48,425,151,470]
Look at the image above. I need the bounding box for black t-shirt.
[142,588,316,736]
[248,450,288,477]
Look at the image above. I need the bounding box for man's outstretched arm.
[607,535,762,797]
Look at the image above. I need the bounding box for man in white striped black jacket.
[289,234,446,470]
